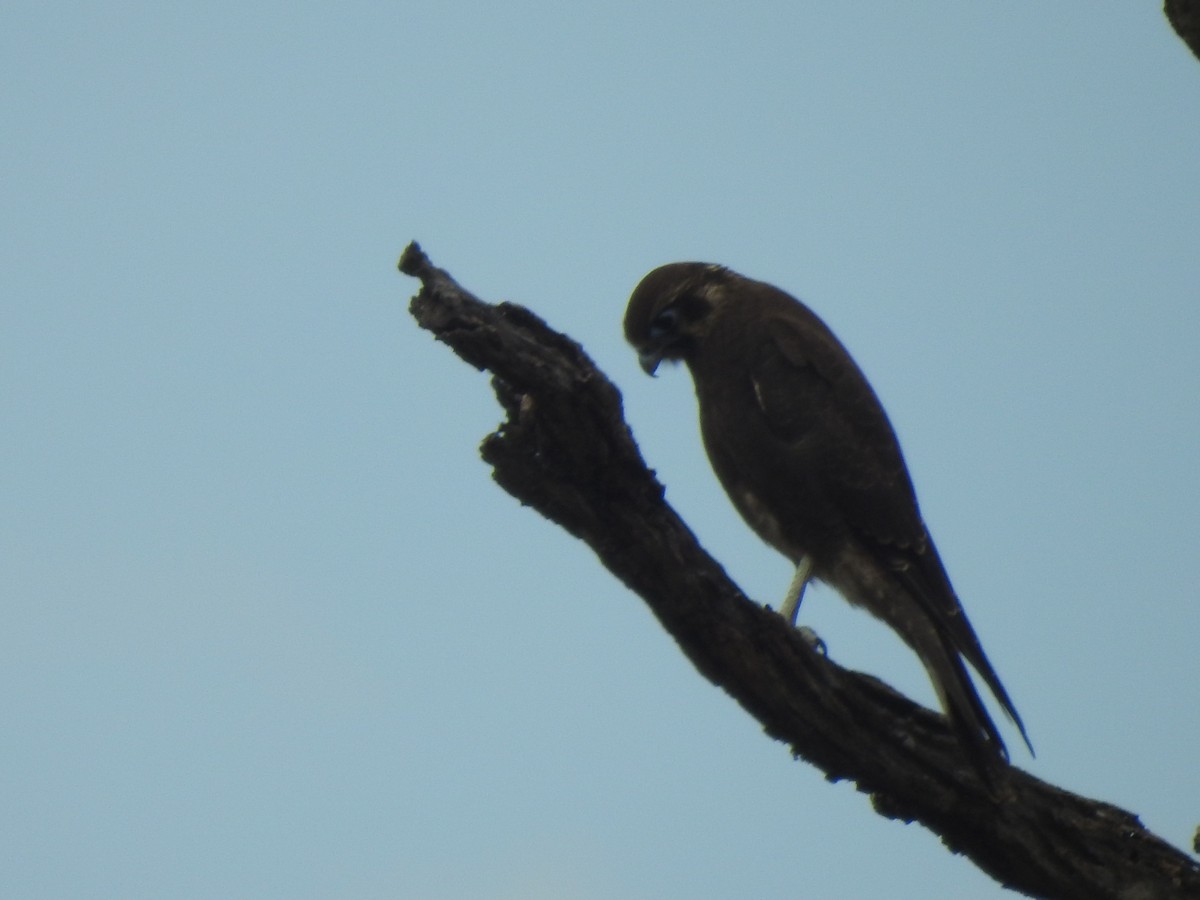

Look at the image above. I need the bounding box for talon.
[797,626,827,655]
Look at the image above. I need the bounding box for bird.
[623,262,1032,769]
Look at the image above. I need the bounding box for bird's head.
[623,263,731,375]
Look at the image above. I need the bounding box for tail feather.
[897,551,1035,759]
[954,630,1034,758]
[831,541,1033,772]
[918,629,1012,775]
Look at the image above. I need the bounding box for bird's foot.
[796,626,827,655]
[778,556,814,626]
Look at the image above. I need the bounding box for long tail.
[886,587,1030,778]
[833,544,1032,773]
[896,550,1035,759]
[916,629,1014,777]
[948,619,1034,758]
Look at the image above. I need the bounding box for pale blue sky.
[3,3,1198,898]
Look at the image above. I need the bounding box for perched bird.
[624,262,1032,767]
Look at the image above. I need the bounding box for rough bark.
[398,242,1200,900]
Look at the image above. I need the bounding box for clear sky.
[3,3,1198,898]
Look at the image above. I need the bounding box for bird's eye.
[649,306,679,338]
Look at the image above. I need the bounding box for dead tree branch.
[399,241,1200,900]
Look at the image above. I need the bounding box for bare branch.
[399,242,1200,900]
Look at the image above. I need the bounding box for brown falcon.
[624,262,1032,766]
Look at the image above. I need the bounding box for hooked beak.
[638,350,663,376]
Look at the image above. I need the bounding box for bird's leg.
[778,556,814,626]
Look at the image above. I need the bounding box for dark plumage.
[624,262,1032,768]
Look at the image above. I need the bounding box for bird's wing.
[751,311,1032,753]
[749,311,928,558]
